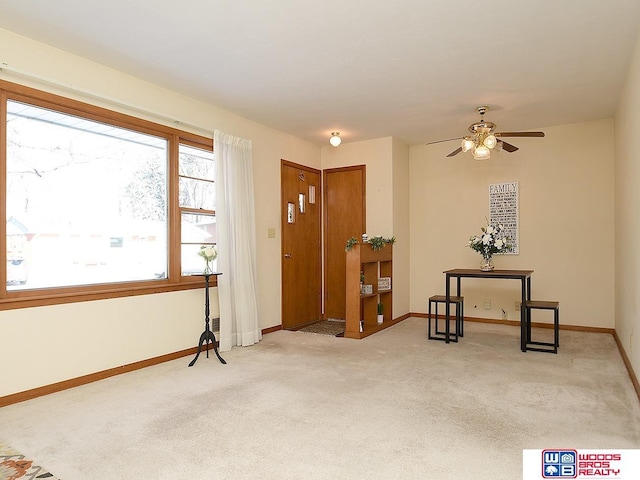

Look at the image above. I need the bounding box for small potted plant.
[377,303,384,324]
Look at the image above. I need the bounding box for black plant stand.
[189,273,227,367]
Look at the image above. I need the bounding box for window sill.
[0,277,217,311]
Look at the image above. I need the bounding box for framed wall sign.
[489,182,519,254]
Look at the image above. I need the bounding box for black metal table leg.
[445,274,451,343]
[188,321,227,366]
[520,278,527,352]
[189,273,226,367]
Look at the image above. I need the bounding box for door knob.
[284,253,292,258]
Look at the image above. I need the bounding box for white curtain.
[214,130,261,350]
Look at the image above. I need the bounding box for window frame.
[178,141,217,276]
[0,80,215,311]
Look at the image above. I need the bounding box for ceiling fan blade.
[446,147,463,157]
[499,140,519,153]
[425,137,463,146]
[495,131,545,138]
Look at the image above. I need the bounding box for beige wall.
[0,29,320,397]
[1,290,212,395]
[392,138,410,318]
[409,119,615,328]
[614,31,640,378]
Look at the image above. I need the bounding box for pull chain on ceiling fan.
[426,106,545,159]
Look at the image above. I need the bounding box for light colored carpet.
[0,318,638,480]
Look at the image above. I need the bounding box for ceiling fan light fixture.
[434,106,545,158]
[461,137,475,152]
[473,145,491,160]
[484,134,497,149]
[329,132,341,147]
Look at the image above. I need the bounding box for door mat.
[0,440,60,479]
[297,320,345,337]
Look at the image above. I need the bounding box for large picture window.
[1,82,214,308]
[6,100,169,289]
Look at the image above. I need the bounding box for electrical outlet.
[515,301,521,311]
[484,299,491,310]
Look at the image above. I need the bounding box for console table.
[188,273,227,367]
[443,269,533,351]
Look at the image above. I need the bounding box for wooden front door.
[323,166,366,321]
[281,160,321,330]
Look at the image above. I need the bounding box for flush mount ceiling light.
[329,132,341,147]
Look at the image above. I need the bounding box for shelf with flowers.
[345,240,394,339]
[345,235,395,252]
[468,221,512,271]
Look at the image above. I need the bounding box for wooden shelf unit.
[345,243,393,339]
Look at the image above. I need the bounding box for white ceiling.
[1,0,639,147]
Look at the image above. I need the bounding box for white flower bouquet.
[468,221,511,270]
[198,245,217,273]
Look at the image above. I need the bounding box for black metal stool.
[428,295,464,343]
[524,300,559,354]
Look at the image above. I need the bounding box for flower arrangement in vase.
[468,221,511,271]
[198,245,217,274]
